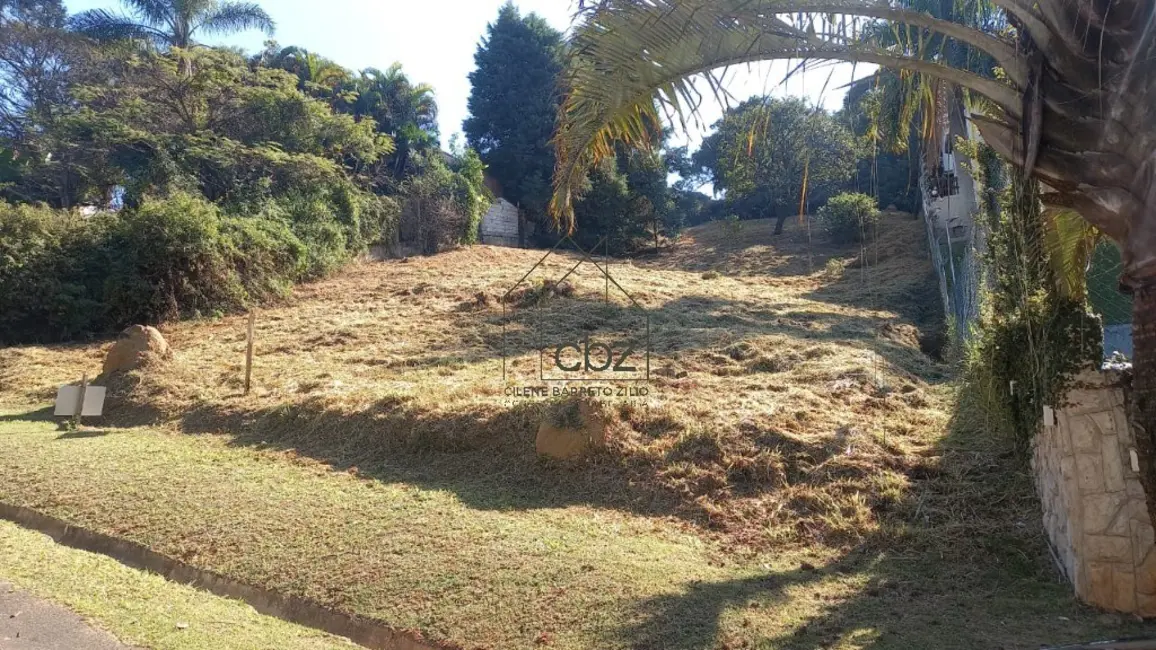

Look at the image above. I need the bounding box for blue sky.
[62,0,876,154]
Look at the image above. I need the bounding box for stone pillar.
[1032,368,1156,616]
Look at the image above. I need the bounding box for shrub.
[221,215,307,300]
[0,203,102,341]
[99,193,247,325]
[817,192,880,244]
[0,192,349,344]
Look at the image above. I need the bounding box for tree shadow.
[603,397,1156,650]
[0,407,55,423]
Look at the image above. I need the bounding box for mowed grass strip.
[0,518,356,649]
[0,416,1151,650]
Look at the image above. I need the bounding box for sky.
[62,0,877,156]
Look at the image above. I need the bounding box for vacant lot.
[1,215,1151,649]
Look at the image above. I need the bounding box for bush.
[817,192,880,244]
[0,192,342,344]
[0,203,102,341]
[99,193,248,325]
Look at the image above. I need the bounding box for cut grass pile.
[0,215,949,550]
[0,519,355,649]
[0,214,1152,648]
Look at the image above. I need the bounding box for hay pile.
[0,214,952,550]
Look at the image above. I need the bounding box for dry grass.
[0,214,948,551]
[1,214,1150,648]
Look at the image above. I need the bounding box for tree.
[341,63,438,180]
[71,0,273,49]
[838,73,920,213]
[0,0,78,203]
[695,96,856,234]
[464,2,564,220]
[257,44,349,99]
[550,0,1156,530]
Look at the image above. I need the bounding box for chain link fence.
[1087,240,1133,359]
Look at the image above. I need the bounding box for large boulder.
[536,398,614,460]
[102,325,171,374]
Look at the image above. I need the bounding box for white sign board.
[53,385,107,417]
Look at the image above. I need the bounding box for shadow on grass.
[0,406,55,423]
[56,428,111,440]
[608,407,1156,650]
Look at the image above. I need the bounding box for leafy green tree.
[53,47,386,207]
[838,74,919,213]
[464,2,563,220]
[339,63,438,182]
[71,0,273,49]
[694,97,856,234]
[256,44,349,100]
[0,0,79,203]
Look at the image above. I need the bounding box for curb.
[0,502,453,650]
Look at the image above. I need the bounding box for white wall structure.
[479,198,521,248]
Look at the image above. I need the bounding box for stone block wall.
[1032,368,1156,616]
[480,198,521,248]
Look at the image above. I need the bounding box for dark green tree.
[694,96,857,234]
[464,2,563,221]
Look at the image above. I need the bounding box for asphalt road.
[0,582,130,649]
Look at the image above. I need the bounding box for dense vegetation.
[465,2,695,251]
[0,0,487,343]
[2,0,928,343]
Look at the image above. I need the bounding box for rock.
[536,399,613,460]
[886,204,899,212]
[102,325,170,374]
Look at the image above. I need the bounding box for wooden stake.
[72,372,88,427]
[244,311,255,395]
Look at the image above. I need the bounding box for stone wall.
[480,198,521,248]
[1032,368,1156,616]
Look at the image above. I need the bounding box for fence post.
[72,372,88,428]
[244,311,255,396]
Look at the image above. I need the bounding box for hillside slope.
[2,213,948,548]
[1,213,1144,649]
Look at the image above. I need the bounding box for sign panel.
[53,385,107,417]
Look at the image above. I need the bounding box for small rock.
[176,622,189,630]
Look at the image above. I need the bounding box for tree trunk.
[1131,283,1156,527]
[774,213,788,235]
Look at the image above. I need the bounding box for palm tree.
[551,0,1156,527]
[345,64,438,175]
[72,0,274,49]
[266,45,349,98]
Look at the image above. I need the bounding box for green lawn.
[0,518,355,649]
[0,410,1149,650]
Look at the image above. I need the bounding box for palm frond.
[198,2,274,38]
[1042,207,1101,300]
[121,0,172,27]
[550,0,1026,229]
[70,9,171,45]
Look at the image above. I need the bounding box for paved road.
[0,582,130,649]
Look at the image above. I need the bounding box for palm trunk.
[1131,284,1156,526]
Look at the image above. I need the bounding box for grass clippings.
[0,215,1152,648]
